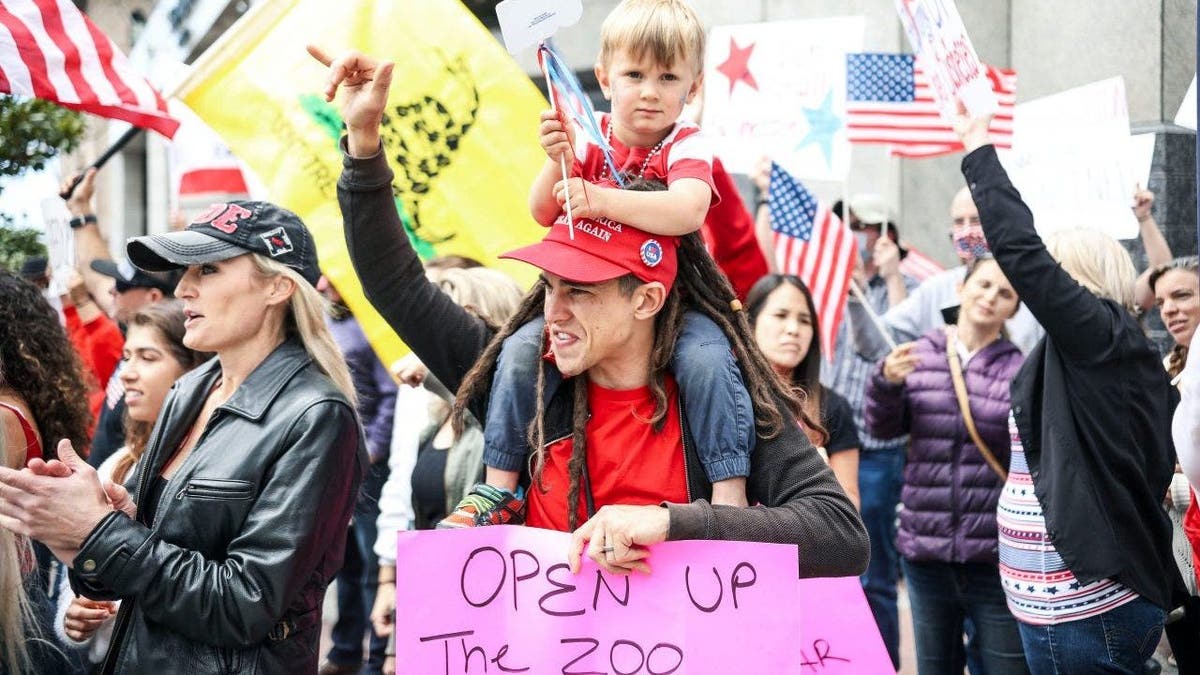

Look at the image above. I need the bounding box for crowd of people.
[0,1,1198,674]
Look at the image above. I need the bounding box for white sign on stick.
[702,17,864,182]
[895,0,997,119]
[495,0,582,55]
[1001,77,1143,240]
[40,196,74,297]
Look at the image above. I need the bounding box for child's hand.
[554,178,604,220]
[540,109,576,164]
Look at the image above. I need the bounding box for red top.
[525,376,690,532]
[701,157,769,300]
[0,401,42,463]
[63,304,124,421]
[1185,490,1200,588]
[575,114,719,206]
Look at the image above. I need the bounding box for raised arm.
[311,46,494,394]
[957,116,1121,361]
[1132,188,1172,312]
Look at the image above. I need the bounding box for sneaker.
[437,484,526,529]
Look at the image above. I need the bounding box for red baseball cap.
[502,213,679,292]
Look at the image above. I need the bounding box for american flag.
[0,0,179,137]
[898,245,945,282]
[768,163,857,360]
[845,53,1016,158]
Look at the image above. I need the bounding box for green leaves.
[0,96,86,188]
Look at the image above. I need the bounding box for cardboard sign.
[395,526,893,673]
[495,0,583,55]
[895,0,997,118]
[702,17,864,181]
[1002,77,1144,240]
[39,196,74,297]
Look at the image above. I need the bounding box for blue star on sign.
[796,90,842,167]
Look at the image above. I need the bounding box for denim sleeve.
[671,311,755,481]
[482,317,560,472]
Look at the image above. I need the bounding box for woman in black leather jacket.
[0,202,368,674]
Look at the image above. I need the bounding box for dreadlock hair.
[452,182,814,530]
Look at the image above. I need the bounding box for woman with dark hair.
[54,300,212,668]
[0,270,91,674]
[744,274,860,508]
[0,272,93,465]
[866,255,1027,674]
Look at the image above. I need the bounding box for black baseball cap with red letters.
[127,201,321,286]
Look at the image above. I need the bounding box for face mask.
[952,225,989,263]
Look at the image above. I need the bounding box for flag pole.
[850,278,898,351]
[538,44,575,240]
[58,125,144,200]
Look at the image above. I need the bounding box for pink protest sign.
[895,0,998,118]
[395,526,892,673]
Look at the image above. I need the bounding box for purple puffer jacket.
[865,329,1024,564]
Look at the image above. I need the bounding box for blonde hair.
[0,432,33,674]
[436,267,523,327]
[599,0,706,74]
[251,255,357,407]
[1045,228,1137,313]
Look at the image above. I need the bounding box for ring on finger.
[601,545,615,554]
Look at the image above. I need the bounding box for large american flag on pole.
[0,0,179,137]
[768,162,857,360]
[845,53,1015,158]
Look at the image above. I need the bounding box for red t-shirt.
[525,376,690,532]
[574,113,718,206]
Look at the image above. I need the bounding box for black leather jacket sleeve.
[70,399,361,648]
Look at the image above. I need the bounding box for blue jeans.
[859,447,904,670]
[901,559,1028,675]
[327,461,389,673]
[482,312,754,482]
[1017,596,1165,675]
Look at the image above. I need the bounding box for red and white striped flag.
[845,53,1015,158]
[898,244,945,282]
[0,0,179,137]
[767,162,857,360]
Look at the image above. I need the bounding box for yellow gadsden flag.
[175,0,547,366]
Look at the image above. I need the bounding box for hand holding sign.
[951,99,993,153]
[568,503,669,575]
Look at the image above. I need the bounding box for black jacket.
[338,140,869,578]
[962,145,1179,609]
[71,339,367,673]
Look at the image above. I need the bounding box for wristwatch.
[69,214,98,229]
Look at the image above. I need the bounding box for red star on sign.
[716,38,757,95]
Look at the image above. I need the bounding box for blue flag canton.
[847,53,915,103]
[768,163,818,242]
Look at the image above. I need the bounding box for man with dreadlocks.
[316,47,868,577]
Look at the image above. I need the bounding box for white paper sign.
[702,17,864,181]
[1001,77,1142,240]
[40,196,74,297]
[895,0,997,118]
[495,0,582,55]
[1175,75,1196,130]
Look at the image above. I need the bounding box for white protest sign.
[702,17,864,181]
[495,0,582,55]
[895,0,997,118]
[1175,75,1196,130]
[40,196,74,296]
[1001,77,1141,240]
